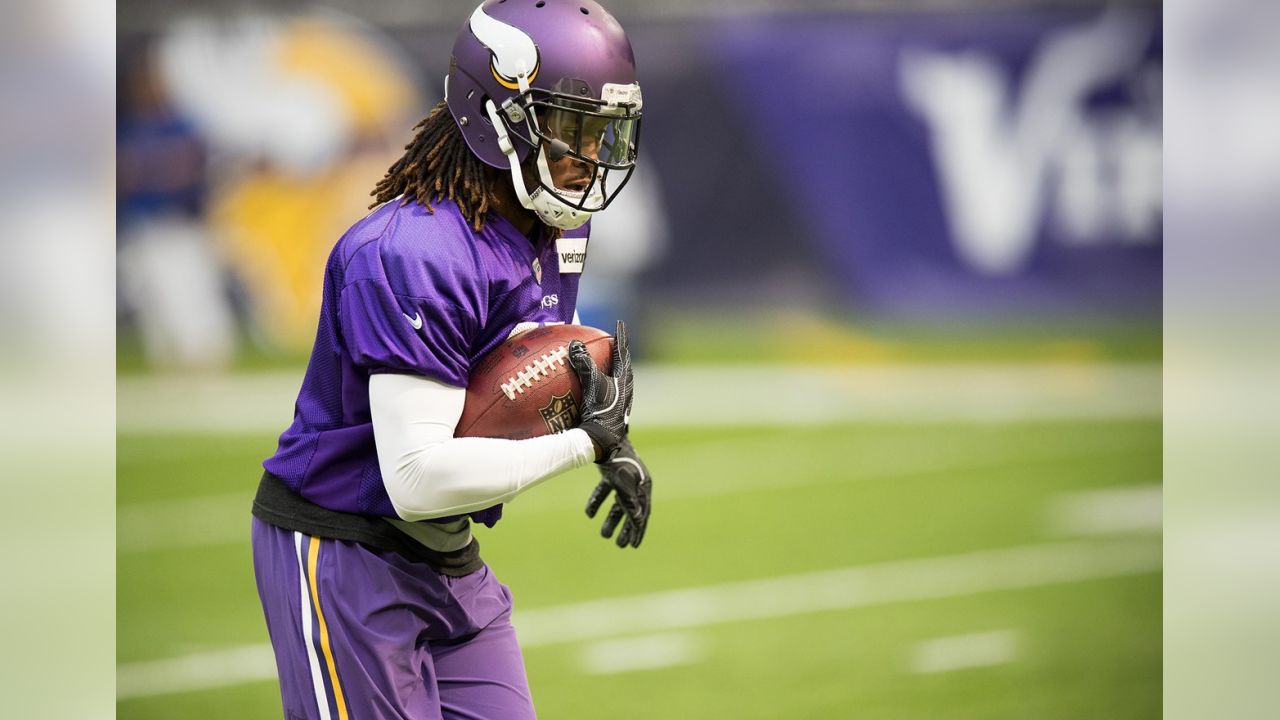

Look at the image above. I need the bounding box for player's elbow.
[382,447,498,521]
[382,449,447,520]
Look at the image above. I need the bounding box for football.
[456,324,614,440]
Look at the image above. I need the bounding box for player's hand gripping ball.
[456,324,613,440]
[567,320,634,460]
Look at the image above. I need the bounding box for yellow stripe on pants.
[307,536,350,720]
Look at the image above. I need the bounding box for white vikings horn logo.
[469,5,541,90]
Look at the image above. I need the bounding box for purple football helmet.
[446,0,642,229]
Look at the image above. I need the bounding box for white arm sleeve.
[370,372,597,521]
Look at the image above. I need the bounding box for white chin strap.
[485,99,596,231]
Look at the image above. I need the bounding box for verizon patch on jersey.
[556,237,588,274]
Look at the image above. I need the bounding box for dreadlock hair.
[371,101,505,231]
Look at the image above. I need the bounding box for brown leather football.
[456,324,614,440]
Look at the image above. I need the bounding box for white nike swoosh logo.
[404,312,423,330]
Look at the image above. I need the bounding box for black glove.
[567,320,634,460]
[586,437,652,548]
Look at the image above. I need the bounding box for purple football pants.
[251,518,536,720]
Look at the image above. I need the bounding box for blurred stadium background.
[116,0,1161,717]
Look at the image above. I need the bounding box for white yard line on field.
[117,645,278,701]
[117,363,1161,434]
[116,537,1160,701]
[576,632,706,675]
[1048,484,1163,536]
[911,630,1019,674]
[510,538,1160,647]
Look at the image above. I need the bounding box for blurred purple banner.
[702,8,1162,319]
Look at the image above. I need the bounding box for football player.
[250,2,651,718]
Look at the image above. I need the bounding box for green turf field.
[118,419,1160,719]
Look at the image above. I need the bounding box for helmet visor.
[499,84,642,213]
[541,105,639,168]
[534,96,641,211]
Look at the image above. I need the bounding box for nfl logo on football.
[538,391,579,433]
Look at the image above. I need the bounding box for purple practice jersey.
[263,198,588,526]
